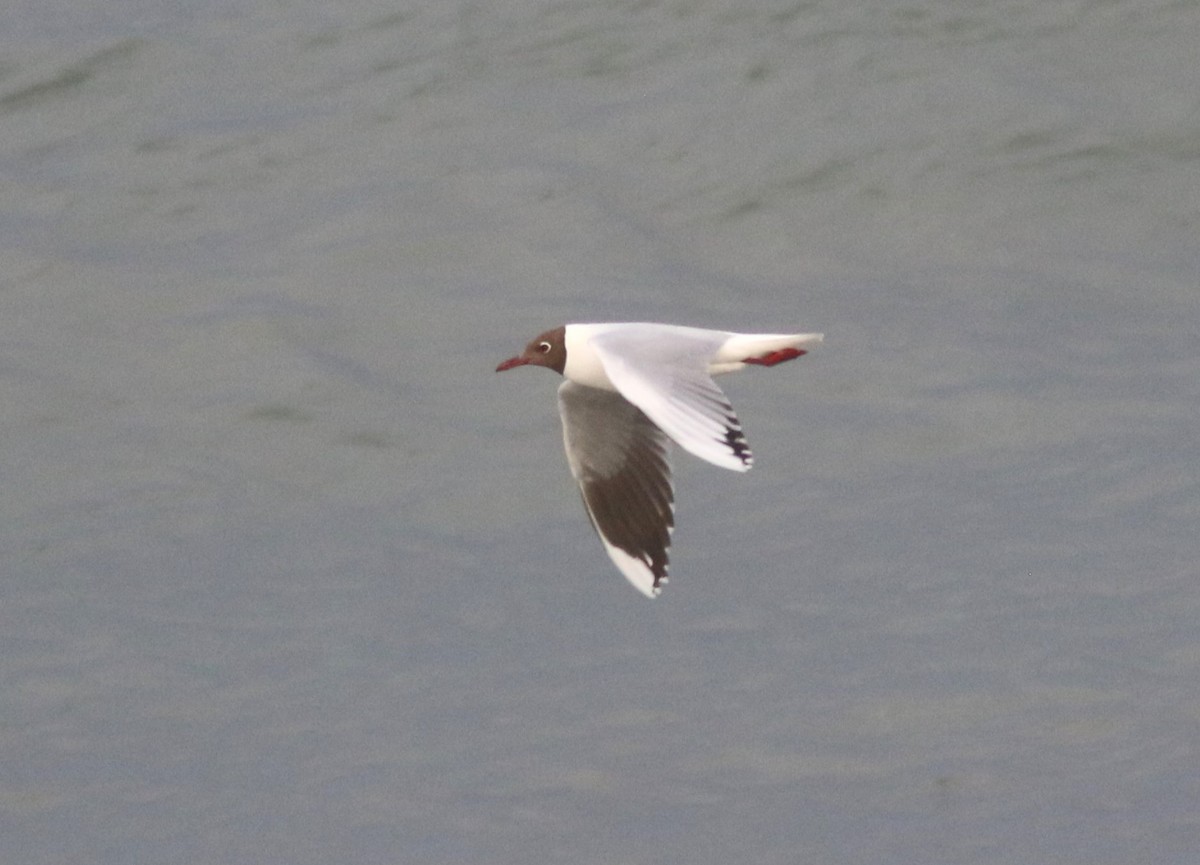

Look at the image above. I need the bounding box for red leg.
[743,347,806,367]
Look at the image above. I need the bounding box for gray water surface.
[4,1,1199,863]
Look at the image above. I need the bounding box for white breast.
[562,324,619,391]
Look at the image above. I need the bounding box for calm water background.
[3,1,1198,863]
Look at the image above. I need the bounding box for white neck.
[562,324,618,390]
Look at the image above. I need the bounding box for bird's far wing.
[557,381,674,598]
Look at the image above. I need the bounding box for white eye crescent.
[537,341,552,353]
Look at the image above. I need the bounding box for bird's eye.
[537,341,552,353]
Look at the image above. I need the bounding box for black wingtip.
[722,423,753,467]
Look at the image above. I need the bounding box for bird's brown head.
[495,326,567,375]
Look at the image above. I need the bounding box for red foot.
[743,348,806,366]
